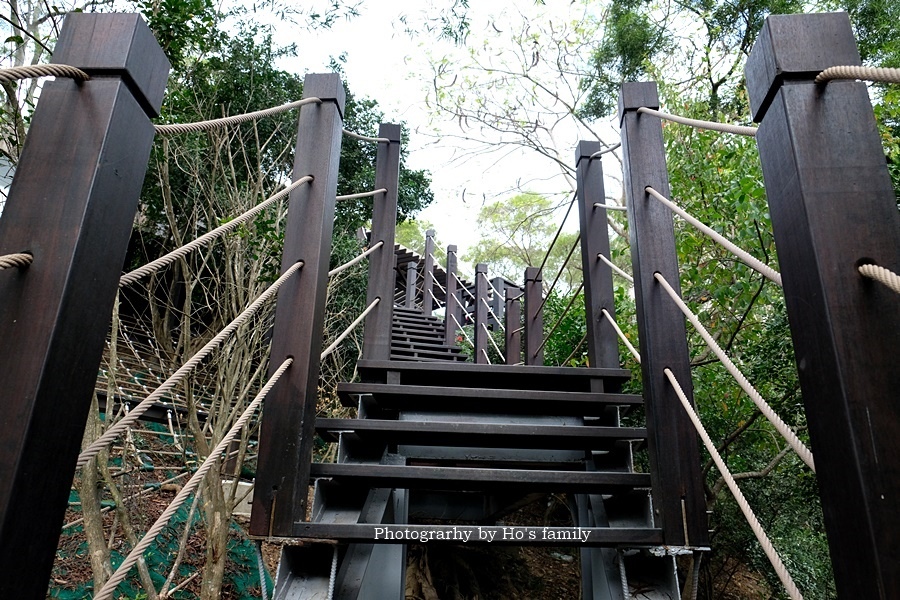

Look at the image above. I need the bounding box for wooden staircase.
[268,314,683,599]
[389,307,466,362]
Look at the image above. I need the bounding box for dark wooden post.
[250,74,345,537]
[745,14,900,597]
[474,263,489,363]
[362,123,401,361]
[444,245,460,345]
[490,276,505,329]
[524,266,544,365]
[405,261,418,309]
[505,287,522,365]
[576,141,619,369]
[0,14,169,598]
[422,229,436,316]
[619,82,708,547]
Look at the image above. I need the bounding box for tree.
[464,192,582,290]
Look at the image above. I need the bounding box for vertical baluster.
[505,286,522,365]
[250,73,345,536]
[619,81,708,546]
[474,263,489,363]
[444,245,460,346]
[362,124,401,361]
[746,14,900,597]
[0,14,170,596]
[524,266,544,365]
[405,261,418,309]
[422,229,435,316]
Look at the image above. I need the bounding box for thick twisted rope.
[537,233,582,315]
[0,252,33,269]
[859,263,900,294]
[77,262,303,468]
[593,202,628,212]
[637,107,757,136]
[654,273,815,471]
[590,142,621,159]
[342,129,390,143]
[93,358,293,600]
[816,66,900,84]
[256,541,269,600]
[598,253,634,284]
[453,272,477,301]
[534,282,584,358]
[563,330,589,365]
[480,348,492,364]
[480,298,506,332]
[602,309,641,364]
[327,545,339,600]
[336,188,388,201]
[120,176,312,287]
[646,187,782,286]
[328,241,384,278]
[482,322,506,363]
[664,368,803,600]
[449,313,473,346]
[154,98,322,135]
[538,193,577,275]
[0,63,88,84]
[320,298,380,360]
[618,550,631,600]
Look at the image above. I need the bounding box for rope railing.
[0,252,33,270]
[77,261,304,468]
[453,272,477,301]
[336,188,388,201]
[815,65,900,84]
[664,368,802,600]
[342,129,391,143]
[320,298,380,360]
[645,187,783,286]
[602,308,641,364]
[120,176,313,287]
[654,272,815,471]
[637,107,758,137]
[562,330,588,365]
[92,357,293,600]
[482,322,506,363]
[590,142,621,159]
[859,263,900,295]
[328,241,384,278]
[483,272,507,301]
[593,202,628,212]
[480,298,506,333]
[480,348,492,364]
[537,193,577,275]
[534,282,584,359]
[432,276,448,295]
[62,470,192,530]
[536,233,581,315]
[154,98,322,135]
[450,313,473,346]
[0,63,89,84]
[598,253,634,284]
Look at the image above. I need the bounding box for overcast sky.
[276,0,618,270]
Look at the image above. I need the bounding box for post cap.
[302,73,347,120]
[618,82,659,126]
[51,13,170,117]
[745,12,860,122]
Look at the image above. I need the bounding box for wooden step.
[290,523,663,547]
[357,360,632,393]
[390,340,462,353]
[336,383,641,415]
[309,463,650,493]
[316,418,646,450]
[391,331,452,344]
[391,322,445,334]
[392,313,444,325]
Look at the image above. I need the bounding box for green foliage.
[464,193,580,289]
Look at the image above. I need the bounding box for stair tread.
[337,383,641,415]
[316,418,646,449]
[289,523,664,546]
[358,359,631,383]
[309,462,650,492]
